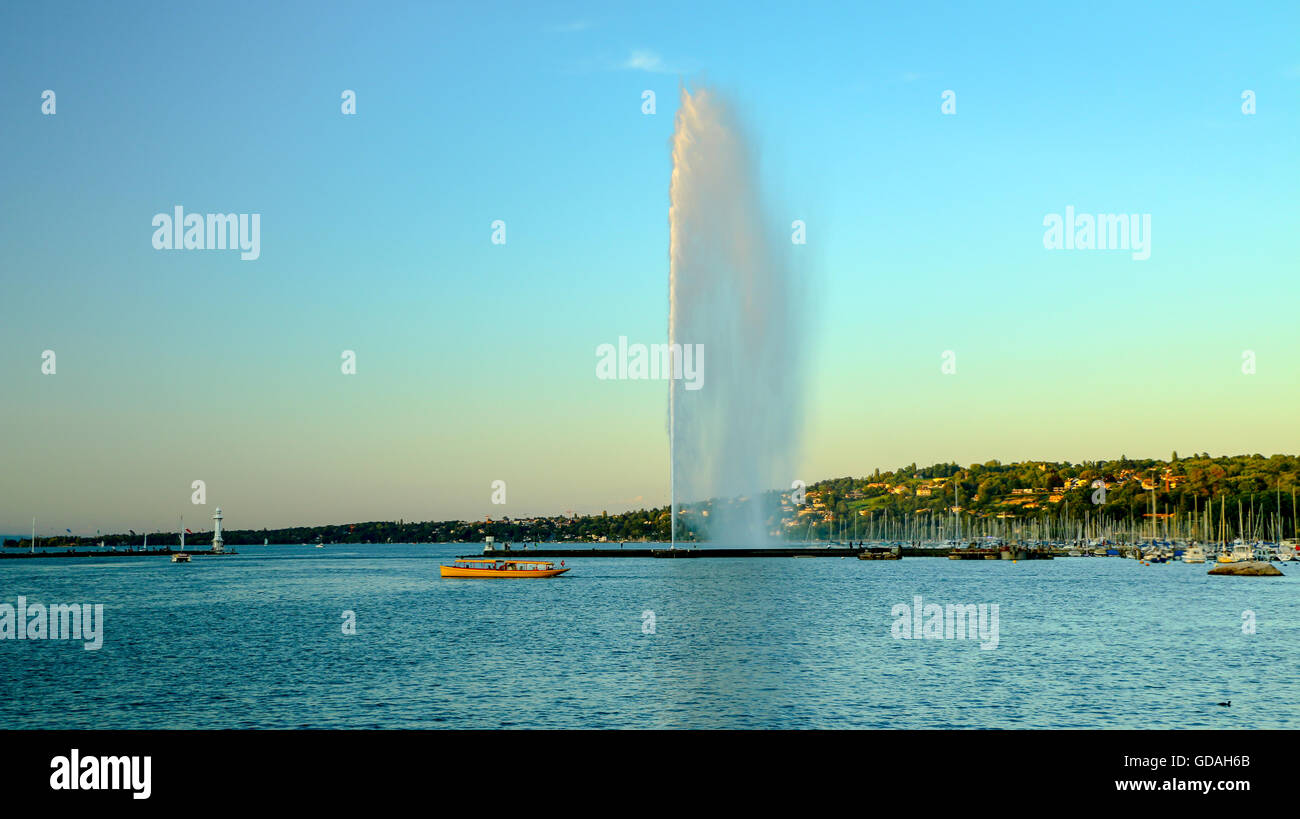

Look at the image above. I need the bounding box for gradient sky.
[2,1,1298,534]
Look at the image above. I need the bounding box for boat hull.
[439,565,569,578]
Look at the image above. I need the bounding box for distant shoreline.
[7,454,1297,548]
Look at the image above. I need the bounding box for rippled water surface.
[1,544,1296,728]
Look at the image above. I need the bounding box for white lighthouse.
[212,507,225,553]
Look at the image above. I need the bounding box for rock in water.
[1208,561,1284,577]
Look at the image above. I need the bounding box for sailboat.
[1216,501,1251,562]
[171,517,189,562]
[1228,539,1253,562]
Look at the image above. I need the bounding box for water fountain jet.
[668,85,806,546]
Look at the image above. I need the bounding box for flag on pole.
[185,528,193,534]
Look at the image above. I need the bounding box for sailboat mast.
[956,481,961,540]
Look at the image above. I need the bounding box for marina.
[3,507,236,559]
[469,539,1291,566]
[0,548,234,559]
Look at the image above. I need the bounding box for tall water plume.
[669,85,805,546]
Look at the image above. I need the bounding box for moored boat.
[857,545,901,560]
[440,557,569,578]
[948,546,1000,560]
[171,552,191,563]
[1217,540,1254,563]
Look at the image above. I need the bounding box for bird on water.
[1216,701,1231,707]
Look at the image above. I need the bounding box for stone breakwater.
[1208,561,1285,576]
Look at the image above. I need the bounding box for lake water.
[1,543,1296,729]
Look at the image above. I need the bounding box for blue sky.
[1,1,1297,533]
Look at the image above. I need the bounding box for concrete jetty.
[471,546,868,559]
[470,544,1073,559]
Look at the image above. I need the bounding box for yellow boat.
[1216,542,1253,563]
[439,557,570,578]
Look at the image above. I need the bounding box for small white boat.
[1183,543,1206,563]
[1217,540,1254,563]
[171,552,191,563]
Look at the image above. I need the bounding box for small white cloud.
[621,49,676,73]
